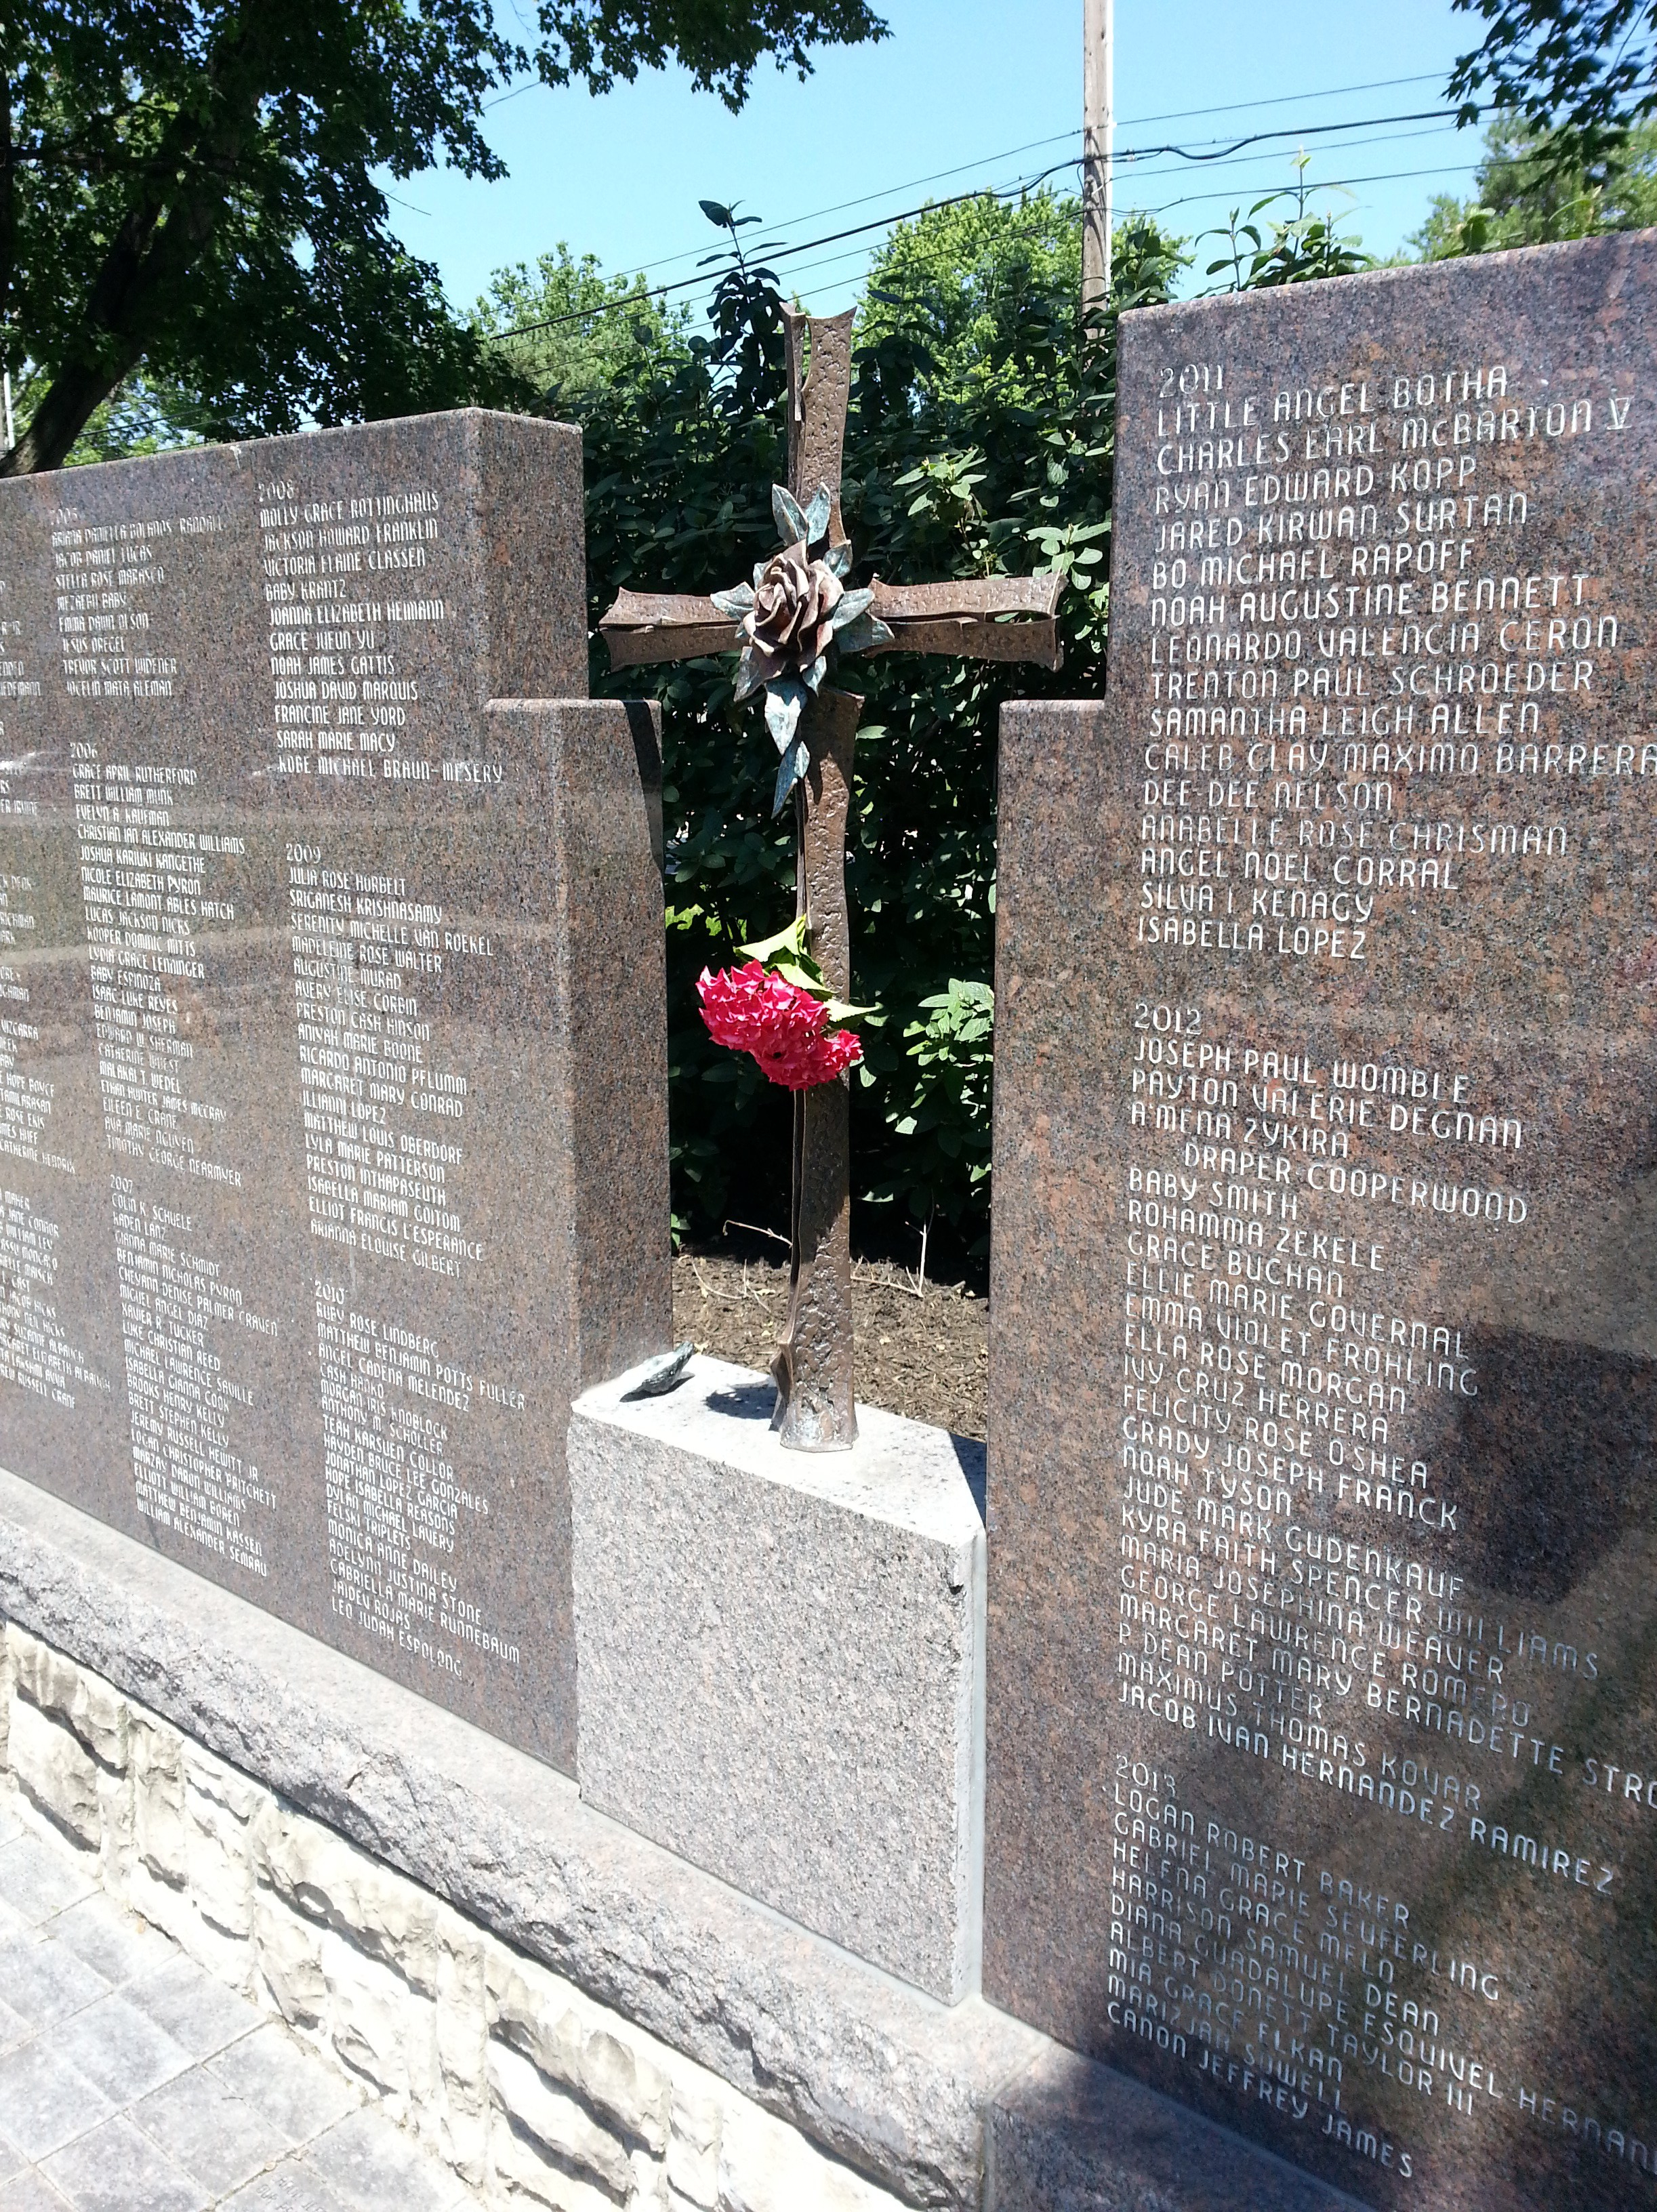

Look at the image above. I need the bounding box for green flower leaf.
[740,915,813,965]
[731,646,763,702]
[800,651,828,693]
[823,543,854,579]
[772,485,809,544]
[771,957,827,991]
[734,920,872,1021]
[710,583,754,617]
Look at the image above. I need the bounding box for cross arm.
[599,589,741,669]
[863,573,1067,670]
[600,572,1067,673]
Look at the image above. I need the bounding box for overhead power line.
[1145,159,1483,221]
[483,68,1450,280]
[747,121,1471,298]
[482,103,1470,343]
[741,155,1484,304]
[549,80,1464,296]
[1122,105,1456,165]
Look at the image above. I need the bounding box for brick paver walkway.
[0,1790,479,2212]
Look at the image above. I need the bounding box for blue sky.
[387,0,1487,323]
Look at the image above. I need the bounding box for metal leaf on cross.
[764,678,806,754]
[772,735,811,817]
[802,485,833,544]
[828,588,874,634]
[772,484,810,544]
[832,610,895,656]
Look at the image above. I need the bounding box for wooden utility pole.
[1082,0,1113,319]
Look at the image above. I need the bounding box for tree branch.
[3,17,262,472]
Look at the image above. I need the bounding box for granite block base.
[567,1357,986,2003]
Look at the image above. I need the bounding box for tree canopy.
[1416,112,1657,253]
[473,247,691,410]
[0,0,886,473]
[855,191,1086,401]
[1450,0,1657,177]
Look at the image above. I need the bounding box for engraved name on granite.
[986,234,1657,2209]
[0,411,670,1771]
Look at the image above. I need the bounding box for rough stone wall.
[0,1619,903,2212]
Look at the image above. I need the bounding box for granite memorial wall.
[0,410,671,1774]
[986,233,1657,2208]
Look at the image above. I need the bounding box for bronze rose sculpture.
[710,483,893,814]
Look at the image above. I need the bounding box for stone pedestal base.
[568,1356,985,2002]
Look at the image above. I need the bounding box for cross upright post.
[602,309,1063,1452]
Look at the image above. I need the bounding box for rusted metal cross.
[601,308,1062,1452]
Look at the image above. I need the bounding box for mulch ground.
[671,1245,989,1439]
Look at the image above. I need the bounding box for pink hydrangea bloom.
[697,962,863,1091]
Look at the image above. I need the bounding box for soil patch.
[672,1245,988,1439]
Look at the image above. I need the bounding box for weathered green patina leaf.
[764,677,806,752]
[619,1342,695,1400]
[772,485,809,544]
[771,734,810,815]
[710,583,754,617]
[827,587,873,632]
[832,611,895,655]
[802,484,832,543]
